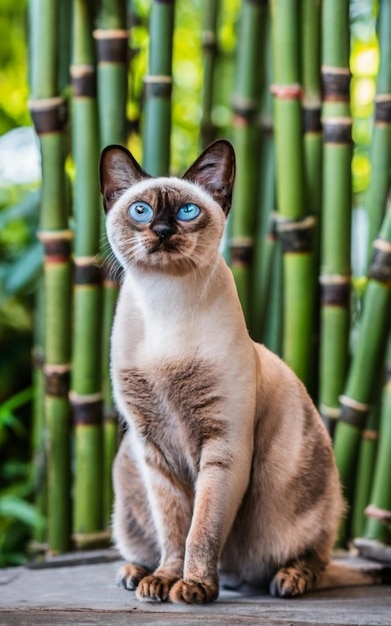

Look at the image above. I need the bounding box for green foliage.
[350,0,378,194]
[0,0,30,135]
[0,387,45,567]
[0,180,42,569]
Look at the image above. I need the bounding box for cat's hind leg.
[112,434,160,591]
[269,551,327,598]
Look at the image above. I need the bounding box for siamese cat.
[99,140,376,604]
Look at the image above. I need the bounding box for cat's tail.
[316,560,391,591]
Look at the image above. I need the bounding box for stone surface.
[0,556,390,626]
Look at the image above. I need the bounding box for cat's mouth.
[147,239,179,254]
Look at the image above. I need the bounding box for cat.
[99,140,377,604]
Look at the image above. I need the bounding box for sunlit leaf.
[0,494,45,529]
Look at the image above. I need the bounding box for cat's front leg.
[170,446,252,604]
[134,453,194,602]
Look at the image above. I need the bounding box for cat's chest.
[116,358,225,468]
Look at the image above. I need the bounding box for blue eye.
[176,203,201,221]
[128,201,153,223]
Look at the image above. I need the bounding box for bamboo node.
[29,97,68,135]
[339,395,369,411]
[362,430,378,441]
[70,391,103,426]
[93,29,129,39]
[74,255,100,266]
[364,504,391,524]
[375,94,391,123]
[319,404,341,420]
[321,67,351,102]
[70,64,95,78]
[93,30,129,64]
[38,230,73,263]
[319,274,350,285]
[202,31,218,50]
[339,395,370,429]
[144,75,172,84]
[144,75,172,98]
[322,118,352,144]
[28,96,65,110]
[275,215,316,254]
[303,106,322,133]
[373,238,391,253]
[232,94,259,120]
[71,65,96,97]
[38,230,74,242]
[44,364,71,398]
[270,83,302,100]
[69,391,103,404]
[368,239,391,284]
[320,275,350,307]
[321,66,351,75]
[74,260,102,286]
[230,237,253,267]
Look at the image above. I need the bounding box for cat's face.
[100,141,236,276]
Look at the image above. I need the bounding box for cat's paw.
[269,566,309,598]
[135,574,179,602]
[116,563,150,591]
[169,578,219,604]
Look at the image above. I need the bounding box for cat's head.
[99,140,235,275]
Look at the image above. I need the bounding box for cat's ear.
[100,145,150,213]
[182,140,236,216]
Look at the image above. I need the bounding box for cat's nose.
[151,224,175,241]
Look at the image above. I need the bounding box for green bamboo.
[230,0,267,323]
[251,8,276,343]
[28,0,72,553]
[263,239,283,356]
[365,337,391,542]
[351,405,380,538]
[142,0,175,175]
[334,194,391,543]
[366,1,391,266]
[95,0,128,529]
[200,0,220,147]
[301,0,322,398]
[318,0,352,438]
[270,0,315,385]
[301,0,322,218]
[71,0,103,542]
[31,278,47,546]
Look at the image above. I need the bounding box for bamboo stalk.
[200,0,220,147]
[366,1,391,266]
[351,405,380,538]
[94,0,128,529]
[31,280,47,545]
[270,0,315,385]
[364,337,391,543]
[301,0,322,398]
[230,0,267,322]
[250,7,276,342]
[318,0,352,436]
[71,0,103,541]
[28,0,72,554]
[263,235,283,356]
[334,194,391,543]
[142,0,175,175]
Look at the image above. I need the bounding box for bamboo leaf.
[3,240,43,296]
[0,495,45,529]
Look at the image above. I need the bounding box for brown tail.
[316,560,391,591]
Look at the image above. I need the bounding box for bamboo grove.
[27,0,391,557]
